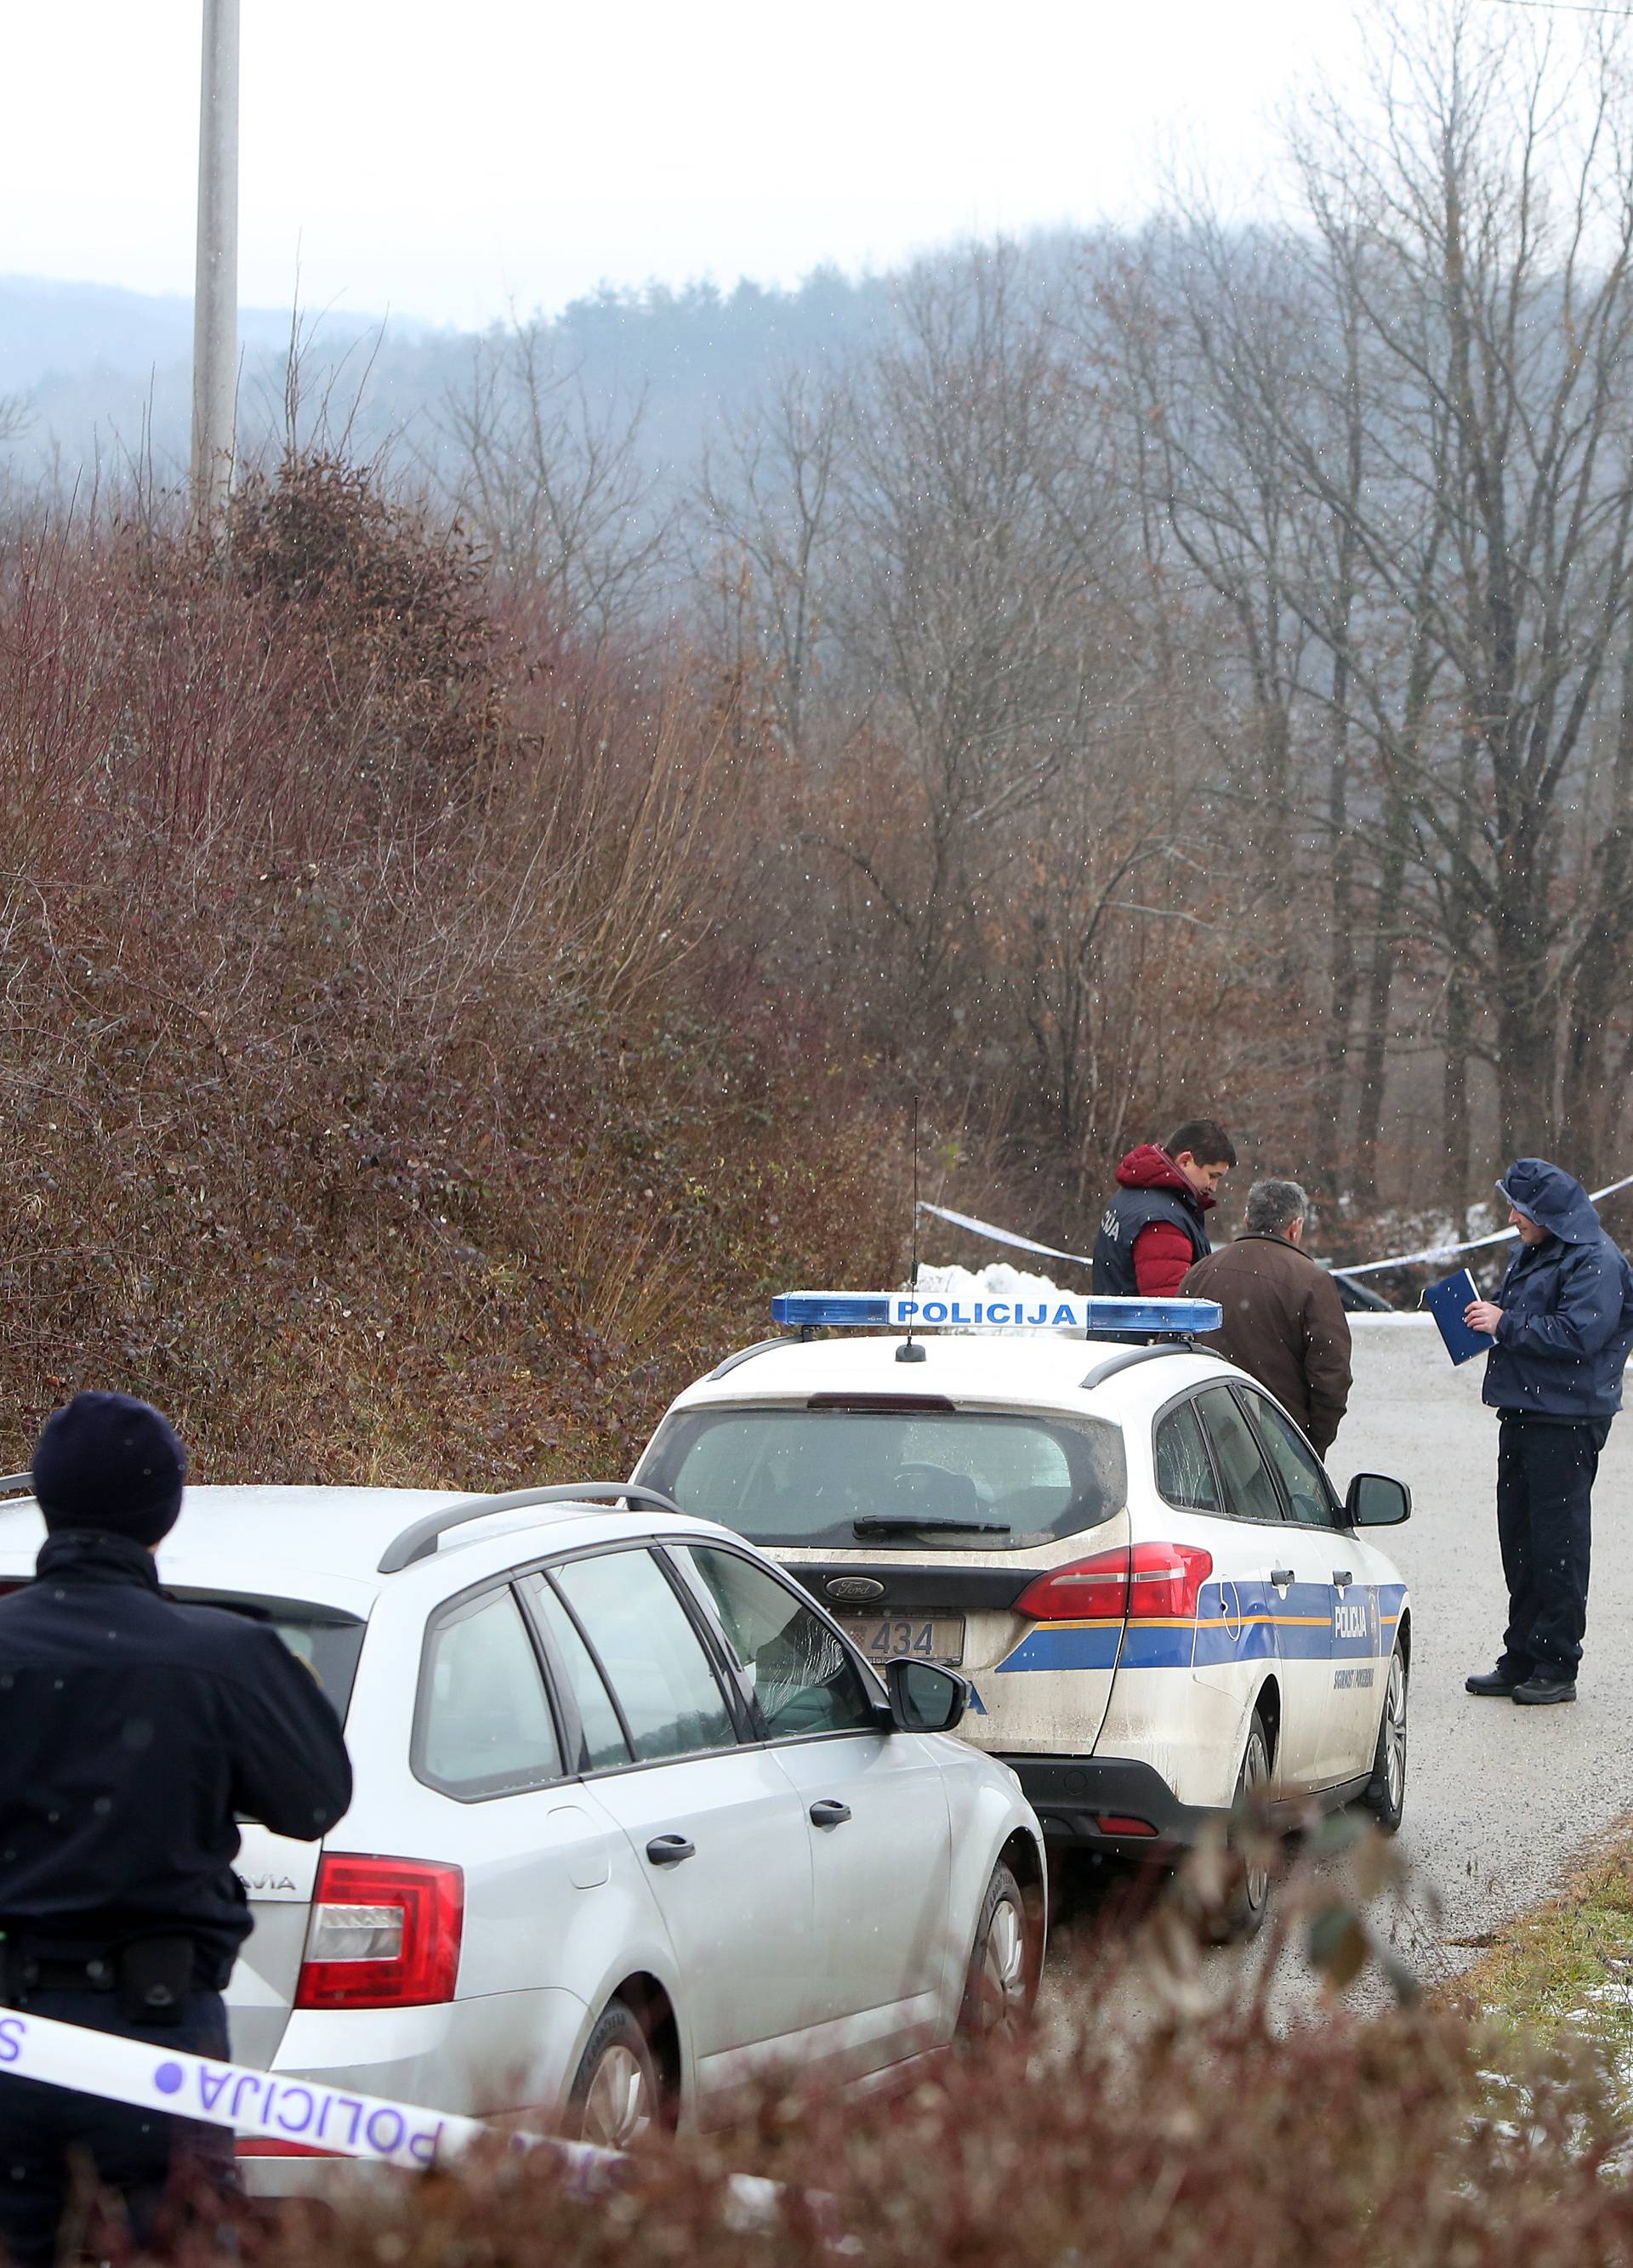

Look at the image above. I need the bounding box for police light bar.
[770,1292,1223,1334]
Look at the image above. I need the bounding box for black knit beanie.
[31,1390,187,1547]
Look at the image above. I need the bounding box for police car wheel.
[566,2000,663,2149]
[958,1860,1034,2037]
[1363,1641,1408,1835]
[1221,1709,1274,1941]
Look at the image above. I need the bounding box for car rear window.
[176,1590,367,1719]
[639,1405,1127,1551]
[0,1580,367,1719]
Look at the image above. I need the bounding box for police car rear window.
[639,1407,1127,1551]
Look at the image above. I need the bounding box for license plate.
[836,1612,965,1668]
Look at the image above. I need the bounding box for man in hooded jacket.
[1091,1118,1238,1299]
[1464,1160,1633,1705]
[0,1391,354,2262]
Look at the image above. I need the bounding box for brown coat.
[1179,1233,1353,1453]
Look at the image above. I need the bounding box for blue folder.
[1423,1267,1494,1365]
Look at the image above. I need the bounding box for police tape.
[0,2003,502,2170]
[1325,1167,1633,1277]
[0,2004,791,2223]
[914,1202,1087,1269]
[919,1173,1633,1283]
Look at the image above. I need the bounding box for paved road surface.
[1325,1316,1633,1987]
[1053,1320,1633,2006]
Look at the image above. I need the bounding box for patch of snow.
[909,1259,1079,1336]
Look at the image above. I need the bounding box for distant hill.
[0,276,326,391]
[0,265,904,494]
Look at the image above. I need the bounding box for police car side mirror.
[885,1657,969,1733]
[1346,1473,1411,1527]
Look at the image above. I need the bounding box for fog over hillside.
[0,261,911,493]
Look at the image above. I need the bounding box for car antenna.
[898,1094,927,1364]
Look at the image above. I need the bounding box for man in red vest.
[1091,1118,1238,1298]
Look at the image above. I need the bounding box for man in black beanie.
[0,1392,353,2265]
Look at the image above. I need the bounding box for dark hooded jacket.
[1483,1159,1633,1420]
[0,1530,353,1984]
[1092,1145,1215,1299]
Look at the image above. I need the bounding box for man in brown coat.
[1180,1178,1352,1454]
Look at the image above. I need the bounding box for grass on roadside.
[1443,1816,1633,2100]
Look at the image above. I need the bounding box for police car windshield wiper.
[851,1515,1012,1536]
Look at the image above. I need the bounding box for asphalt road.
[1311,1316,1633,1992]
[1053,1318,1633,2008]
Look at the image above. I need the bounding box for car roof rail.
[705,1339,799,1380]
[0,1472,34,1498]
[377,1481,686,1575]
[1080,1343,1199,1391]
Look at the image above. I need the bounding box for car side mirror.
[1346,1472,1411,1526]
[885,1657,968,1733]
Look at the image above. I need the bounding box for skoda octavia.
[0,1480,1044,2189]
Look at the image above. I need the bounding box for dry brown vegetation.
[0,458,897,1481]
[145,1979,1633,2268]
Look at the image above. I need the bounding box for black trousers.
[1495,1412,1611,1683]
[0,1988,237,2266]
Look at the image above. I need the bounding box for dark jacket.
[1092,1145,1215,1299]
[0,1531,353,1984]
[1180,1234,1354,1452]
[1483,1160,1633,1420]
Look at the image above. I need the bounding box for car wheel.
[958,1859,1035,2038]
[566,1999,662,2149]
[1221,1708,1274,1940]
[1363,1640,1408,1835]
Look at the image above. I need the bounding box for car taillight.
[1015,1547,1129,1621]
[293,1855,463,2009]
[1015,1543,1213,1623]
[1127,1541,1213,1618]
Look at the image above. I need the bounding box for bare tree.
[1296,5,1633,1162]
[816,242,1125,1044]
[688,366,846,754]
[1102,2,1633,1194]
[435,323,672,652]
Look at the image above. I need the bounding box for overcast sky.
[9,3,1380,328]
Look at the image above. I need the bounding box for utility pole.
[190,0,240,535]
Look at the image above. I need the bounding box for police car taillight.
[294,1855,464,2009]
[1127,1542,1213,1619]
[1015,1547,1129,1621]
[1015,1543,1213,1623]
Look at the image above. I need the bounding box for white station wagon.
[633,1291,1413,1931]
[0,1481,1045,2190]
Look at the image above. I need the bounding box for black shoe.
[1512,1674,1577,1706]
[1465,1668,1519,1697]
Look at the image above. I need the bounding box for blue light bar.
[771,1292,1222,1334]
[771,1293,892,1327]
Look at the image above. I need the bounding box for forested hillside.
[4,6,1631,1407]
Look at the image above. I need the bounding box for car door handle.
[645,1834,695,1867]
[1270,1569,1294,1588]
[1333,1570,1353,1589]
[809,1799,852,1828]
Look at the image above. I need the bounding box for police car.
[0,1480,1044,2189]
[632,1290,1413,1930]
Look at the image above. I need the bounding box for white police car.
[0,1479,1044,2189]
[633,1291,1413,1930]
